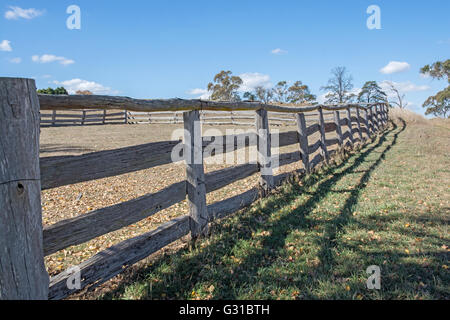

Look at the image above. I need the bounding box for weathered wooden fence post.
[374,105,380,131]
[51,110,56,126]
[81,110,86,126]
[295,113,310,173]
[0,77,49,300]
[334,110,343,148]
[318,107,330,164]
[356,107,363,142]
[363,108,370,138]
[256,108,274,195]
[346,107,354,148]
[372,106,378,133]
[382,104,387,125]
[368,107,375,136]
[184,110,208,240]
[103,110,107,124]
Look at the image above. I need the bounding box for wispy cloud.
[437,39,450,45]
[9,57,21,64]
[53,79,118,95]
[271,48,288,55]
[32,54,75,66]
[0,40,12,51]
[380,61,411,74]
[5,6,44,20]
[379,80,430,94]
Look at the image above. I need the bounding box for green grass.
[101,118,449,300]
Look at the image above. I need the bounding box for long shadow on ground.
[99,119,446,300]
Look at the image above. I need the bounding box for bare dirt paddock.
[41,123,334,283]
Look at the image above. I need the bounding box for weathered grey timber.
[184,110,209,239]
[346,107,354,147]
[295,113,310,173]
[318,107,329,163]
[255,109,274,194]
[334,111,343,147]
[48,215,190,300]
[0,78,49,300]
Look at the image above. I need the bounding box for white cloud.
[53,79,117,95]
[238,72,272,92]
[5,6,44,20]
[0,40,12,51]
[186,88,211,99]
[187,88,208,95]
[380,61,411,74]
[9,57,21,64]
[271,48,288,55]
[379,80,430,95]
[32,54,75,66]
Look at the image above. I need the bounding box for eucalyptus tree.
[207,70,243,101]
[287,81,316,104]
[420,59,449,118]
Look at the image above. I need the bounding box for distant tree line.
[37,88,94,95]
[37,87,68,95]
[205,67,390,106]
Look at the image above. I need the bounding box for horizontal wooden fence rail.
[0,78,389,300]
[40,109,127,127]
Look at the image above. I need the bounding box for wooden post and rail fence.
[0,77,389,300]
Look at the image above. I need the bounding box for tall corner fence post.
[295,112,310,174]
[346,107,354,148]
[356,107,363,142]
[0,77,49,300]
[333,110,343,148]
[255,108,274,195]
[183,110,209,240]
[318,107,330,164]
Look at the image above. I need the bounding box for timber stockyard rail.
[0,77,389,300]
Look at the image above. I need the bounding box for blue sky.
[1,0,449,116]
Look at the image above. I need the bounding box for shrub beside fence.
[0,77,389,300]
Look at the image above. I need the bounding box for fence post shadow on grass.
[99,120,405,300]
[314,119,406,275]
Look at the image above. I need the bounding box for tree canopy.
[358,81,387,103]
[321,67,355,104]
[207,70,243,101]
[37,87,68,95]
[286,81,316,104]
[420,59,449,118]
